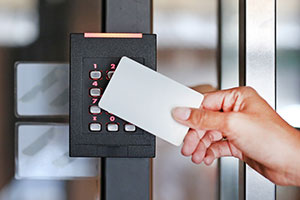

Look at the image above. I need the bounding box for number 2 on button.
[111,64,116,70]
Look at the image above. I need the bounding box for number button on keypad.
[90,106,101,114]
[107,71,114,79]
[90,71,101,80]
[90,123,101,132]
[90,88,101,97]
[107,123,119,132]
[124,124,136,132]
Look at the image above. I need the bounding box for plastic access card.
[99,57,204,146]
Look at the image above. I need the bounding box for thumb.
[171,107,230,133]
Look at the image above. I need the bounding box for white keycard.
[99,56,204,146]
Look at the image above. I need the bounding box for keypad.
[84,57,143,134]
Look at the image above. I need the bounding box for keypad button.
[124,124,136,132]
[90,106,101,114]
[107,123,119,132]
[90,123,101,131]
[90,71,101,79]
[107,71,114,79]
[90,88,101,97]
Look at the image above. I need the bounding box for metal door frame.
[219,0,276,200]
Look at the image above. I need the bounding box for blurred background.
[0,0,299,199]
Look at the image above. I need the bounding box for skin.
[171,86,300,186]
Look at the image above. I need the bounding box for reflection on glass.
[277,0,300,129]
[16,63,69,116]
[16,124,99,179]
[0,0,39,47]
[154,0,218,200]
[277,0,300,199]
[0,180,66,200]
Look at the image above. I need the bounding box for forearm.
[286,129,300,186]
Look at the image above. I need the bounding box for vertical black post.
[238,2,246,199]
[101,1,153,200]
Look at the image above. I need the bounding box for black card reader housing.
[70,33,156,158]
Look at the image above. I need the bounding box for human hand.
[172,87,300,186]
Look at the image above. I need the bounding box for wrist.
[286,129,300,186]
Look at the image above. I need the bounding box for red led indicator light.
[84,33,143,39]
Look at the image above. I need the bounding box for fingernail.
[181,145,192,156]
[172,107,191,121]
[204,156,213,165]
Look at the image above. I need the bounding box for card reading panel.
[70,33,156,158]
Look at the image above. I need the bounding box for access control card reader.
[70,33,156,158]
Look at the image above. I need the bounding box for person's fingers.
[191,140,206,164]
[190,130,223,164]
[181,129,206,156]
[201,86,256,112]
[201,130,223,148]
[201,89,232,111]
[203,140,242,165]
[203,141,232,165]
[172,107,231,133]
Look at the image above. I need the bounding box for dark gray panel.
[102,158,151,200]
[104,0,152,34]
